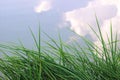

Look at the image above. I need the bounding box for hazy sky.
[0,0,120,47]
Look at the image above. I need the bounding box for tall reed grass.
[0,18,120,80]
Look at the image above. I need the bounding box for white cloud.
[34,0,52,13]
[64,0,120,58]
[64,0,120,41]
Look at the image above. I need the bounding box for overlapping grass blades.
[0,18,120,80]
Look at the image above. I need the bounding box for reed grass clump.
[0,18,120,80]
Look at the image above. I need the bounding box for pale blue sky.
[0,0,120,47]
[0,0,91,46]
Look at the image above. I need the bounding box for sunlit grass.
[0,18,120,80]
